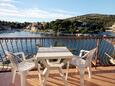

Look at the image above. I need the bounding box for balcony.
[0,36,115,86]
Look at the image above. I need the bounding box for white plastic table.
[36,47,73,86]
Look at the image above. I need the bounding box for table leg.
[37,64,42,85]
[66,61,69,80]
[37,60,49,86]
[42,68,50,86]
[58,68,68,86]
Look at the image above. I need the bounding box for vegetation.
[0,14,115,34]
[48,14,115,34]
[0,21,30,30]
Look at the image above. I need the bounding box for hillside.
[0,14,115,34]
[48,14,115,34]
[66,14,115,27]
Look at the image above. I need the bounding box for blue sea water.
[0,30,114,65]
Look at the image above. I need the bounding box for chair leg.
[87,66,91,78]
[80,68,85,86]
[75,66,79,72]
[20,71,27,86]
[42,68,50,86]
[58,68,68,86]
[12,69,16,84]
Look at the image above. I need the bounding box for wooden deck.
[0,66,115,86]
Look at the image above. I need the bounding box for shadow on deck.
[0,66,115,86]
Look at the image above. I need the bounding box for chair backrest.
[5,51,21,69]
[85,48,97,65]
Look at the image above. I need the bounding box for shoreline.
[0,29,114,37]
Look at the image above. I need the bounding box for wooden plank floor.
[0,66,115,86]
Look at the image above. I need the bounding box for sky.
[0,0,115,22]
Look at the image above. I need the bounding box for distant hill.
[0,13,115,34]
[48,14,115,34]
[66,13,115,27]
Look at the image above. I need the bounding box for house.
[106,23,115,32]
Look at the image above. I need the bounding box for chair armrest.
[105,52,113,59]
[27,55,37,62]
[14,52,26,61]
[79,50,89,57]
[105,52,115,64]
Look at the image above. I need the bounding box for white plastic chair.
[105,52,115,64]
[71,48,97,86]
[105,42,115,65]
[5,51,35,86]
